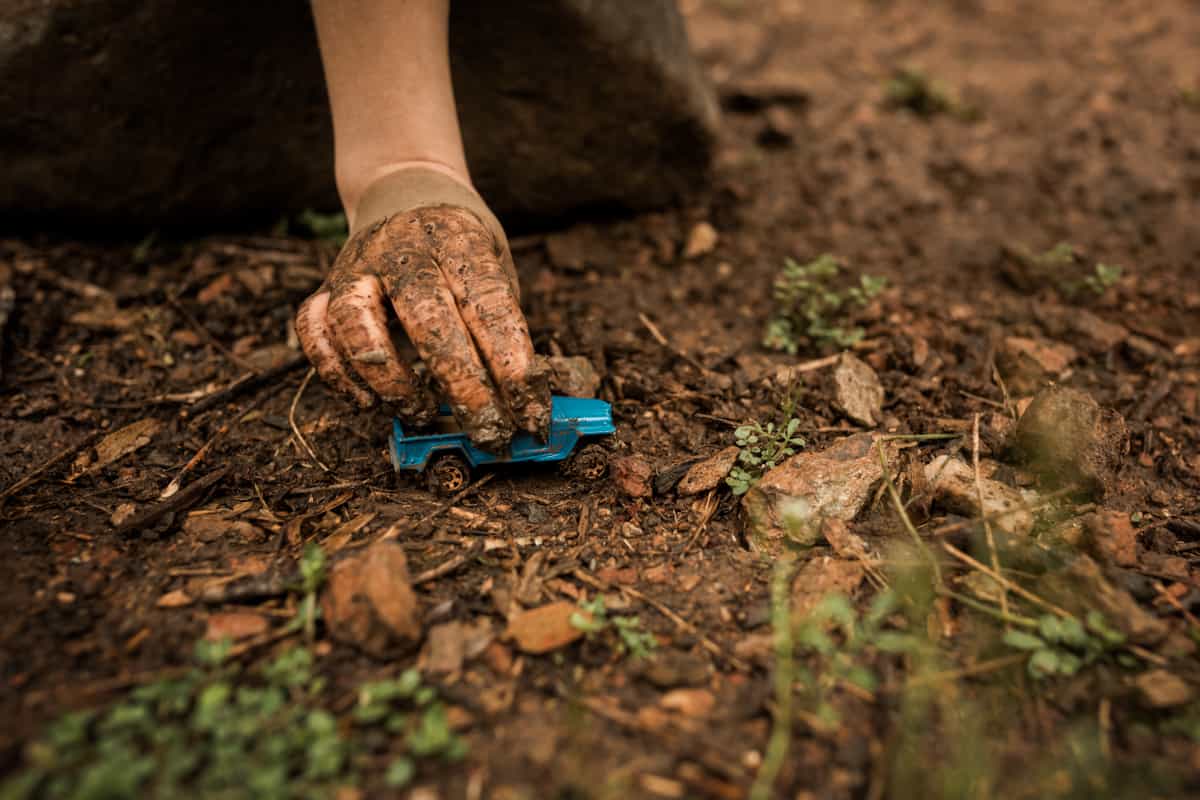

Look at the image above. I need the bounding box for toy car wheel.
[427,453,470,495]
[567,444,609,481]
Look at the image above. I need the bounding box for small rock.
[682,222,718,259]
[422,621,467,675]
[1141,552,1191,581]
[833,353,884,427]
[924,455,1035,537]
[611,454,654,498]
[183,514,262,543]
[660,688,715,717]
[506,601,587,654]
[321,541,422,658]
[821,517,871,560]
[204,611,269,642]
[792,557,865,619]
[638,650,709,688]
[110,502,137,528]
[1134,669,1194,709]
[156,589,192,608]
[1081,511,1138,567]
[677,446,740,495]
[743,434,898,554]
[998,336,1078,393]
[1010,386,1127,497]
[546,355,601,398]
[758,106,798,146]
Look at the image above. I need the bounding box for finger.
[422,207,551,438]
[295,290,374,408]
[381,248,514,451]
[325,274,437,425]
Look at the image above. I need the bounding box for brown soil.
[2,1,1199,797]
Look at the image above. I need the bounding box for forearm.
[311,0,472,226]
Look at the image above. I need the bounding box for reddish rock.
[743,434,898,553]
[611,454,654,498]
[321,541,421,658]
[1081,511,1138,567]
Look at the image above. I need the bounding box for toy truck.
[390,395,615,493]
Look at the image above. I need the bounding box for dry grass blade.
[289,368,331,472]
[972,414,1010,624]
[941,541,1074,620]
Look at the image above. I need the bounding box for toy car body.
[390,395,614,492]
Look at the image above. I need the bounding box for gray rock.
[1010,386,1127,496]
[924,455,1036,537]
[833,352,884,427]
[0,0,717,228]
[546,355,601,399]
[743,434,897,554]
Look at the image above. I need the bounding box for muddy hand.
[295,204,550,451]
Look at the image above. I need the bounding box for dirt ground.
[2,0,1199,797]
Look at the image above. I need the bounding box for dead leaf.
[682,222,718,259]
[506,601,588,654]
[660,688,715,717]
[1134,669,1194,709]
[321,512,376,553]
[677,446,739,495]
[157,589,193,608]
[73,418,162,479]
[205,611,269,641]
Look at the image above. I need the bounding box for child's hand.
[295,204,549,451]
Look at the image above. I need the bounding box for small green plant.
[571,595,657,659]
[296,209,349,247]
[727,395,807,496]
[3,644,345,800]
[794,591,921,727]
[3,640,468,799]
[1002,610,1132,679]
[763,254,886,354]
[291,542,327,643]
[884,68,978,120]
[352,668,469,788]
[1030,242,1122,298]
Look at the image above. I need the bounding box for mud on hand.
[295,204,551,451]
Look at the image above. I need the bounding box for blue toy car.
[390,395,615,493]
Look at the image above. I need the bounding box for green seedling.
[571,595,657,660]
[884,67,978,121]
[1002,610,1133,679]
[290,542,327,643]
[1028,242,1122,298]
[4,641,468,799]
[763,254,886,355]
[794,591,921,727]
[727,393,807,496]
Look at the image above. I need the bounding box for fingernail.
[465,404,513,453]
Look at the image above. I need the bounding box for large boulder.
[0,0,717,229]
